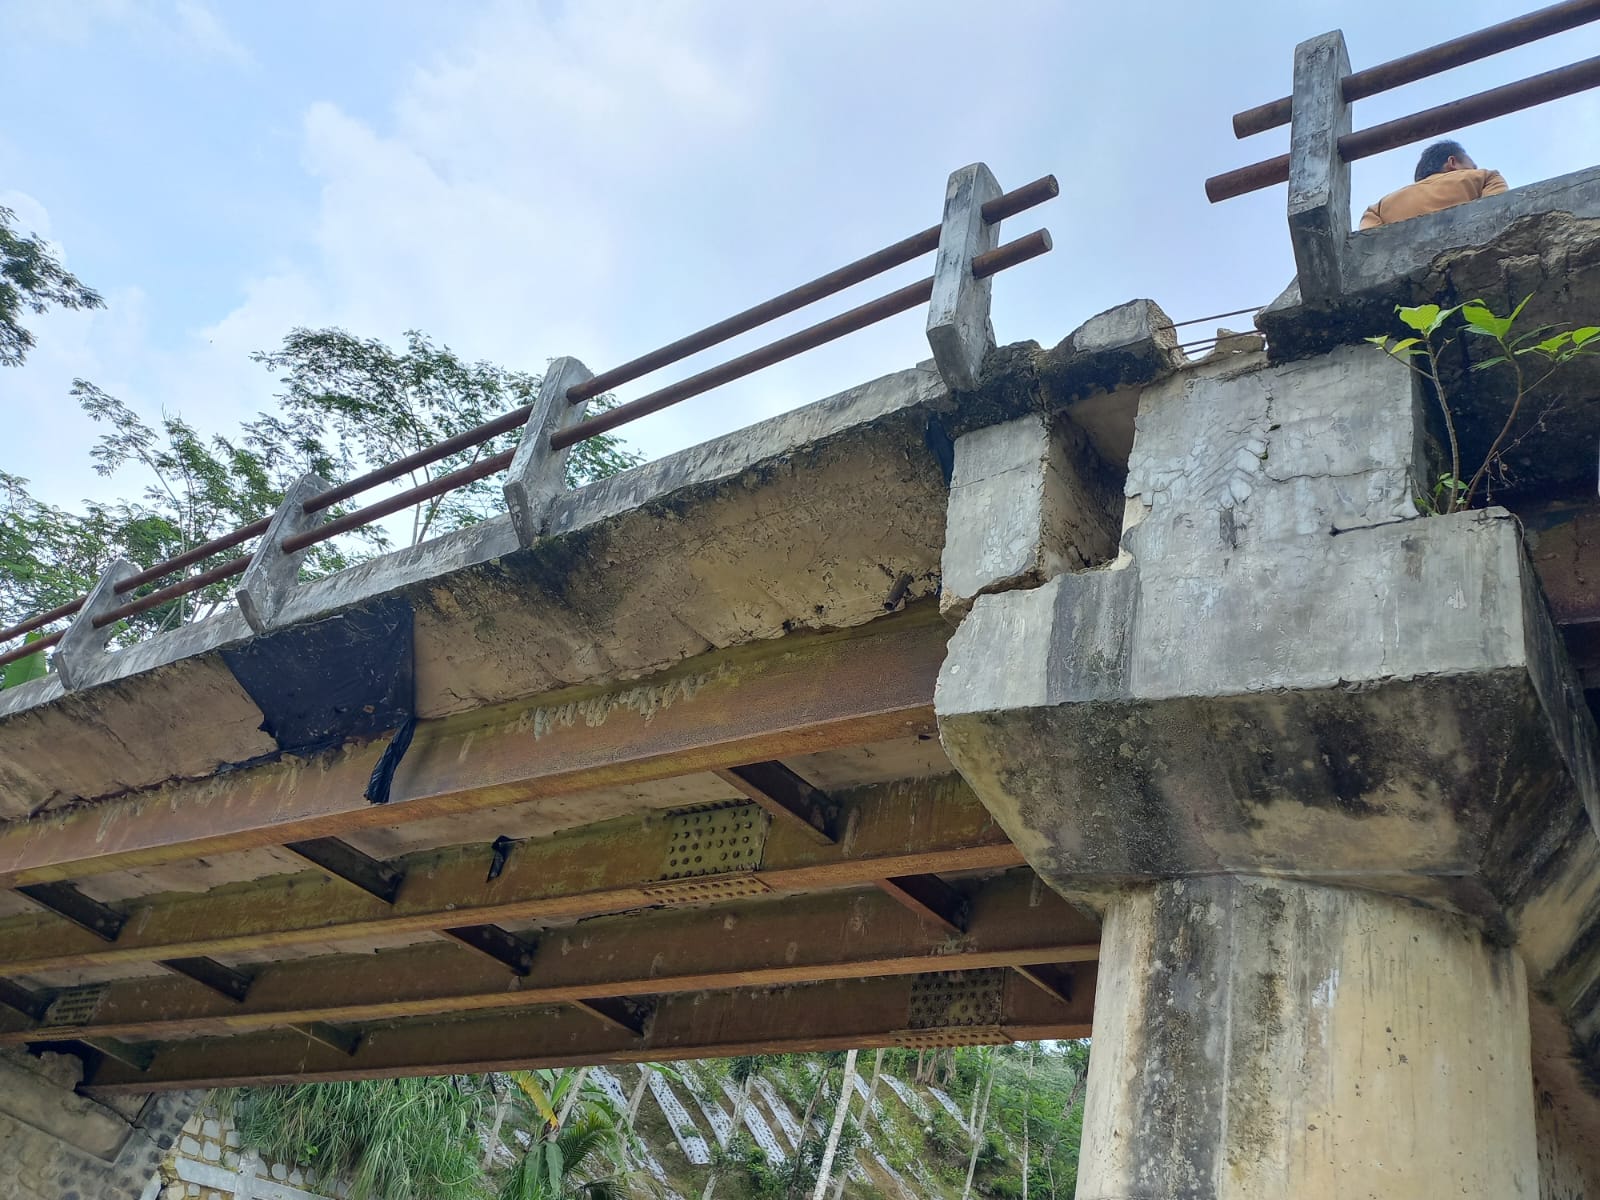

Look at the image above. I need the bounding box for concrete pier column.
[935,336,1600,1178]
[1077,875,1537,1200]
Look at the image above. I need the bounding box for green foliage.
[1369,293,1600,513]
[0,388,363,647]
[498,1106,628,1200]
[0,633,47,689]
[224,1077,490,1200]
[252,328,641,544]
[0,205,103,368]
[0,326,642,661]
[218,1045,1090,1200]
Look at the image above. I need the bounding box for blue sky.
[4,0,1598,510]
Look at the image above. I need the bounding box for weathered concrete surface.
[0,1049,195,1200]
[1264,167,1600,352]
[952,298,1182,461]
[1285,32,1352,304]
[939,413,1120,619]
[0,292,1192,820]
[0,658,277,821]
[1077,876,1537,1200]
[0,363,954,813]
[503,356,594,546]
[1532,998,1600,1200]
[1262,195,1600,505]
[937,338,1600,1116]
[926,163,1001,391]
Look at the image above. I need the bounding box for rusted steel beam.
[81,1036,154,1073]
[572,997,654,1038]
[714,762,836,844]
[0,871,1092,1045]
[282,837,404,904]
[81,964,1097,1094]
[14,883,126,942]
[158,957,253,1003]
[443,925,537,975]
[0,610,945,888]
[0,774,1018,976]
[875,874,969,935]
[0,979,46,1022]
[1012,963,1076,1006]
[1526,505,1600,626]
[290,1022,361,1056]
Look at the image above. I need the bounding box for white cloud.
[172,0,251,65]
[0,0,249,62]
[14,0,1600,517]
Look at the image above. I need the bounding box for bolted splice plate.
[905,968,1006,1030]
[655,804,770,881]
[40,983,109,1028]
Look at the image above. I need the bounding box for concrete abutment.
[0,1049,195,1200]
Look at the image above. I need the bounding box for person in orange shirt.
[1359,141,1508,230]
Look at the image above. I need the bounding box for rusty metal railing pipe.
[92,556,253,629]
[550,229,1053,453]
[1233,0,1600,138]
[563,176,1059,405]
[303,410,535,514]
[1,178,1061,650]
[0,629,64,671]
[281,450,518,555]
[1208,54,1600,202]
[0,601,84,647]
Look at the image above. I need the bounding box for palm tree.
[498,1106,629,1200]
[498,1070,633,1200]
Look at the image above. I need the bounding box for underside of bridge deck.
[0,604,1098,1096]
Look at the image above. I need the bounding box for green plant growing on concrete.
[1368,297,1600,514]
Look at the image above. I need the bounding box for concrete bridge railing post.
[1287,30,1352,303]
[236,472,332,634]
[55,558,140,691]
[936,339,1600,1196]
[926,162,1003,391]
[504,355,595,547]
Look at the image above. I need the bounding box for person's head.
[1414,141,1476,182]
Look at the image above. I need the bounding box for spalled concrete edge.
[1262,165,1600,354]
[0,363,950,724]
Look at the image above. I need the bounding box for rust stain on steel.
[0,870,1095,1045]
[0,774,1016,975]
[80,963,1098,1094]
[0,608,946,887]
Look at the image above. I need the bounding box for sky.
[3,0,1598,511]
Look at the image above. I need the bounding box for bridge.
[6,11,1600,1199]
